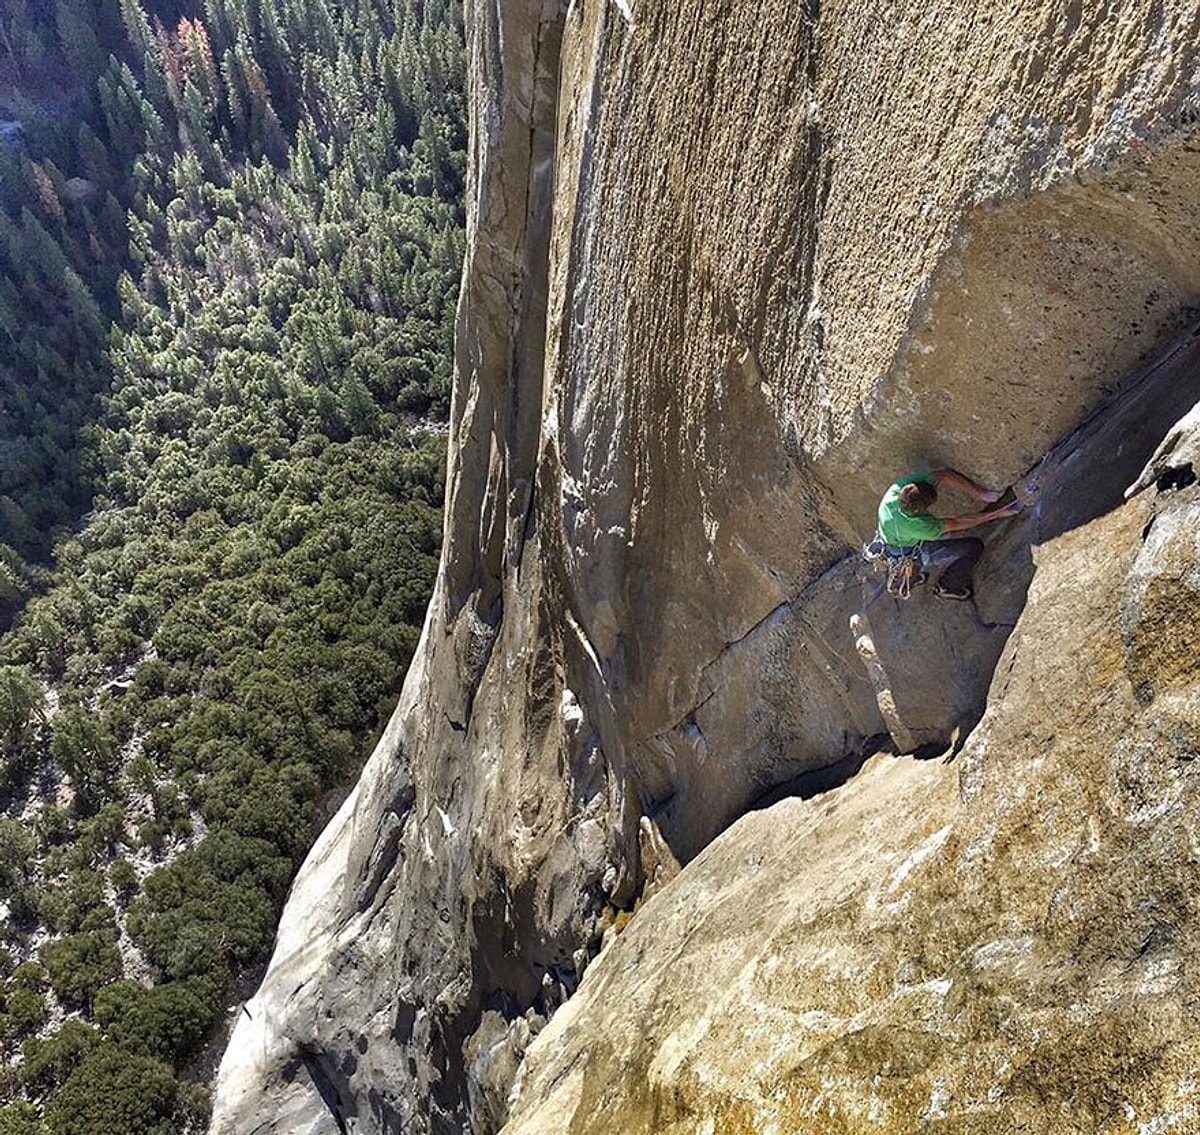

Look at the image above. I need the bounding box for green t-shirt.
[877,472,946,546]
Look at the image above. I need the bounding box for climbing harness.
[861,532,926,600]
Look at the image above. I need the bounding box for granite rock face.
[504,472,1200,1135]
[210,1,1200,1132]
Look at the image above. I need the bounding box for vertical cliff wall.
[211,2,1200,1132]
[499,333,1200,1135]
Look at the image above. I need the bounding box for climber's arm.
[933,468,1005,504]
[941,502,1022,533]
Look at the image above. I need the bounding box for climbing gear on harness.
[862,533,926,600]
[887,556,926,600]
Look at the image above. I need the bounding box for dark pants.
[921,537,983,593]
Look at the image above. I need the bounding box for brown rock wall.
[504,476,1200,1134]
[535,0,1200,863]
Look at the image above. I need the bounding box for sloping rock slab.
[504,486,1200,1135]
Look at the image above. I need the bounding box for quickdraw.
[861,533,926,601]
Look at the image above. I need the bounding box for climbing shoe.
[933,583,972,601]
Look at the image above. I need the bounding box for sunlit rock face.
[209,1,1200,1132]
[503,407,1200,1134]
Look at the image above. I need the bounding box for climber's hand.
[1014,481,1040,506]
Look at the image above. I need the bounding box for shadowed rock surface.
[209,1,1200,1132]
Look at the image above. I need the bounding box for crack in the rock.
[297,1044,350,1135]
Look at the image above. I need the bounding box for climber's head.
[899,480,937,514]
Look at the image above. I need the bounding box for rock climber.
[876,469,1021,600]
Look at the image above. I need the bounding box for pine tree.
[54,0,104,78]
[118,0,152,60]
[24,162,64,224]
[202,0,233,57]
[255,0,295,115]
[292,121,319,192]
[76,124,111,185]
[14,10,49,72]
[179,19,219,109]
[250,93,288,167]
[62,268,104,338]
[18,210,70,287]
[220,47,248,145]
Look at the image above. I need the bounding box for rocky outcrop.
[210,2,1200,1132]
[504,460,1200,1134]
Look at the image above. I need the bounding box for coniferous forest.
[0,0,465,1129]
